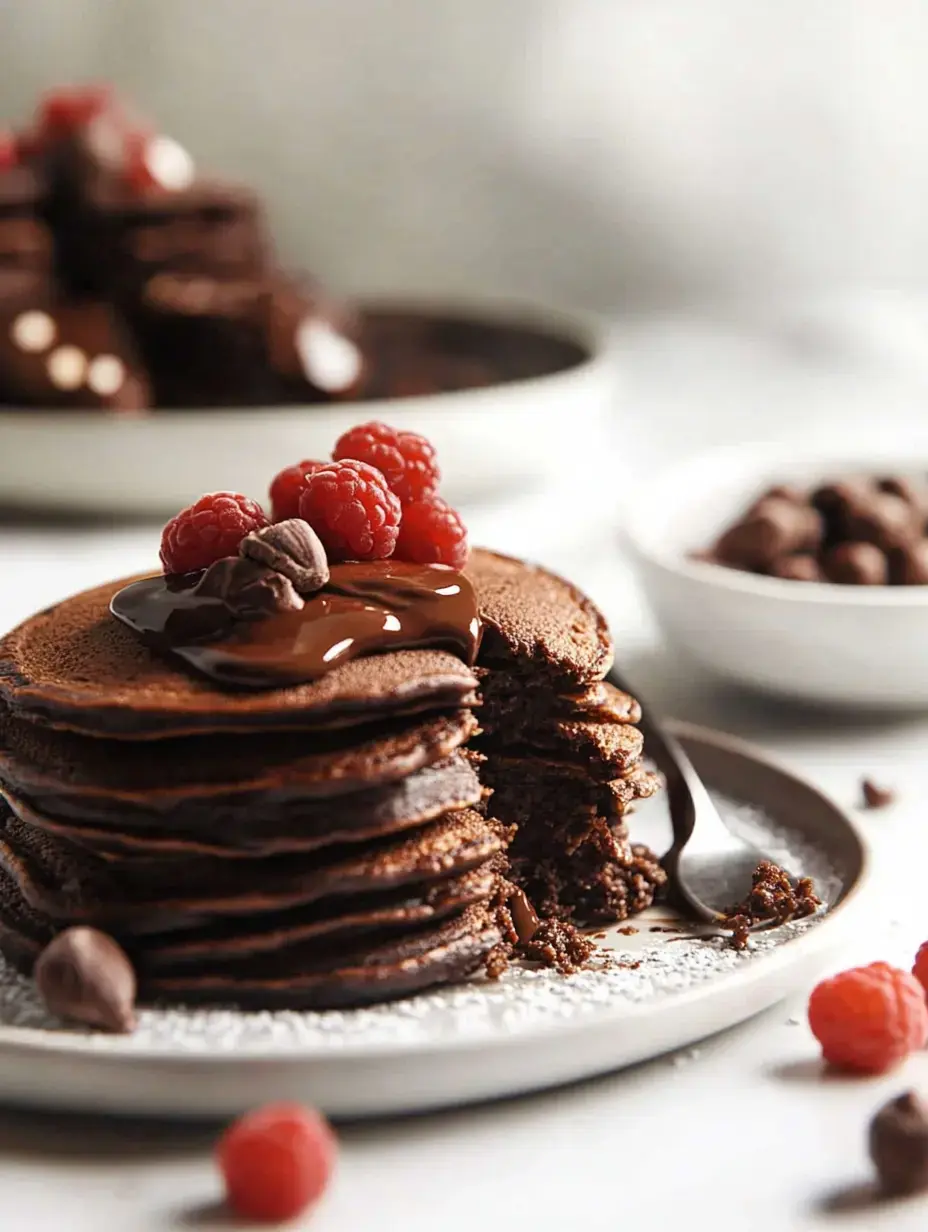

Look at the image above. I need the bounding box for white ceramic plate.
[0,297,615,515]
[0,722,867,1120]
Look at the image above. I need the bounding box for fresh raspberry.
[217,1102,336,1223]
[268,459,325,523]
[333,421,440,504]
[395,495,469,569]
[298,459,401,561]
[0,131,18,172]
[808,962,928,1074]
[37,84,113,137]
[913,942,928,998]
[160,492,269,575]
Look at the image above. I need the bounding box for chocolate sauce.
[110,560,481,689]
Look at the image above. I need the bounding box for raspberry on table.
[808,962,928,1074]
[333,420,440,504]
[298,459,401,561]
[269,459,325,523]
[160,492,269,575]
[217,1101,336,1223]
[395,495,469,569]
[912,942,928,998]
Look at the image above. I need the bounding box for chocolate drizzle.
[110,560,482,689]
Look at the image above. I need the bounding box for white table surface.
[4,311,928,1230]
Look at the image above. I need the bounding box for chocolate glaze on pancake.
[0,577,479,738]
[110,559,481,689]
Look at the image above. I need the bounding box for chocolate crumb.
[484,944,510,982]
[719,861,821,950]
[869,1091,928,1196]
[617,925,638,936]
[861,779,896,810]
[519,919,595,975]
[34,927,137,1033]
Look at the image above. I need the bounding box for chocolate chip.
[34,927,137,1034]
[240,519,330,594]
[769,554,823,582]
[713,499,823,570]
[507,886,540,943]
[844,492,921,552]
[823,541,889,585]
[861,778,896,810]
[194,555,304,616]
[869,1091,928,1196]
[878,476,928,517]
[889,540,928,585]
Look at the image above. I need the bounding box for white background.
[3,0,928,310]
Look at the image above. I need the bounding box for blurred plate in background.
[0,298,615,515]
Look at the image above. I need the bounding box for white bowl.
[0,296,615,516]
[623,440,928,709]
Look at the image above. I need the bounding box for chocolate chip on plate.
[34,927,137,1034]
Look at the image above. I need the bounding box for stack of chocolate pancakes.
[0,549,663,1010]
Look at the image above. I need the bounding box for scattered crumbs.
[650,925,685,934]
[719,861,821,950]
[590,931,608,940]
[617,926,638,936]
[786,1016,801,1027]
[861,779,896,810]
[519,919,595,976]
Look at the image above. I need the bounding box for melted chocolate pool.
[111,560,482,689]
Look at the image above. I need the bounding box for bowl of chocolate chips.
[0,85,613,513]
[624,440,928,708]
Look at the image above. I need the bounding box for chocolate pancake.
[0,872,501,1010]
[1,753,483,857]
[484,719,645,781]
[0,863,495,963]
[466,549,613,688]
[0,578,478,738]
[142,906,502,1010]
[0,707,479,835]
[477,673,640,741]
[0,805,506,934]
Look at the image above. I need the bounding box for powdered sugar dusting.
[0,792,847,1057]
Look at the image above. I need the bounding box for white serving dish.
[0,296,615,515]
[623,440,928,709]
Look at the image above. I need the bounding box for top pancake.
[0,578,479,739]
[0,549,612,738]
[465,549,612,688]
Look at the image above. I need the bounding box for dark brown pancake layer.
[0,805,506,933]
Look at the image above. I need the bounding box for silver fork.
[608,667,789,927]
